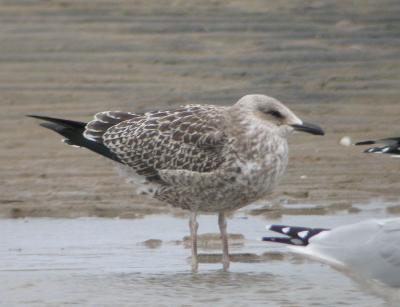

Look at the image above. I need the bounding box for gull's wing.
[263,219,400,287]
[355,137,400,156]
[84,105,228,179]
[377,219,400,268]
[352,219,400,287]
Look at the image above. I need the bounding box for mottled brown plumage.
[85,105,227,180]
[30,94,324,271]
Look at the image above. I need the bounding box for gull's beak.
[291,122,325,136]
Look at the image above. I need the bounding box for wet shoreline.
[1,206,398,306]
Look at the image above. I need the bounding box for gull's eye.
[266,110,284,119]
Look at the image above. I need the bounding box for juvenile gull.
[263,219,400,287]
[28,94,324,271]
[356,137,400,157]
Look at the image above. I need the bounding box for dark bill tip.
[291,122,325,136]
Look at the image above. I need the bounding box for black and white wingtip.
[355,137,400,157]
[364,146,400,154]
[262,224,329,246]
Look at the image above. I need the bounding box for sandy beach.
[1,0,400,218]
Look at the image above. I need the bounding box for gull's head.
[234,94,324,137]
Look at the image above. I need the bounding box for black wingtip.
[38,122,65,134]
[28,114,123,164]
[27,114,44,119]
[264,224,329,246]
[267,224,314,237]
[355,140,376,146]
[27,114,62,122]
[27,114,87,128]
[39,122,56,129]
[355,137,400,147]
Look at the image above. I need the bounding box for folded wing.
[86,106,228,179]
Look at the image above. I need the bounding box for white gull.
[263,218,400,287]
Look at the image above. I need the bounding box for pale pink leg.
[218,212,230,271]
[189,211,199,272]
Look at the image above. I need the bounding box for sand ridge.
[1,0,400,217]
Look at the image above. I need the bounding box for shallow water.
[1,204,399,306]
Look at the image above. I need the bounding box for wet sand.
[1,0,400,218]
[1,206,399,306]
